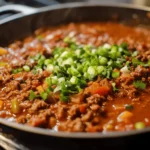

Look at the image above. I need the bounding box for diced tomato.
[85,82,110,96]
[92,86,110,95]
[79,105,86,114]
[13,72,23,79]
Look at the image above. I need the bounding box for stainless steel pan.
[0,2,150,138]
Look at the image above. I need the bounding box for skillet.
[0,2,150,138]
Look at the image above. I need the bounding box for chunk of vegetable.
[48,117,56,128]
[85,82,110,96]
[117,111,133,122]
[0,100,4,110]
[135,122,145,130]
[112,82,119,92]
[112,71,120,78]
[29,90,36,100]
[92,86,110,96]
[12,68,23,74]
[99,57,108,65]
[103,124,114,131]
[79,104,87,113]
[36,85,44,93]
[11,99,20,114]
[23,65,30,72]
[0,47,8,55]
[46,64,54,72]
[0,62,8,67]
[40,92,48,100]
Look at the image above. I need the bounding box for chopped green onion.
[132,51,138,57]
[108,60,113,66]
[87,66,97,78]
[148,60,150,66]
[29,90,36,100]
[69,67,80,76]
[120,42,128,49]
[125,104,133,110]
[51,76,58,84]
[37,57,45,66]
[64,36,71,43]
[12,68,23,74]
[97,47,108,57]
[70,76,78,85]
[46,64,54,72]
[23,65,30,72]
[83,72,89,79]
[61,51,69,58]
[40,92,48,100]
[83,45,92,51]
[132,58,144,66]
[62,58,74,66]
[99,57,108,65]
[32,69,37,74]
[112,82,119,92]
[34,53,41,61]
[97,66,104,74]
[112,71,120,78]
[60,93,69,102]
[44,59,52,66]
[58,77,65,84]
[109,47,118,60]
[133,80,146,90]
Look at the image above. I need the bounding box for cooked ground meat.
[0,22,150,133]
[86,94,105,105]
[29,100,48,113]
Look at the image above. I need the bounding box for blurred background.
[0,0,149,22]
[0,0,150,7]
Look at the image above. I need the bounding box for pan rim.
[1,117,150,138]
[0,2,150,24]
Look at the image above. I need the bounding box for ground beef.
[19,101,32,109]
[29,100,48,114]
[56,106,67,120]
[68,105,80,119]
[81,110,93,122]
[59,118,85,132]
[28,115,47,127]
[17,115,27,124]
[28,109,52,127]
[86,94,105,105]
[132,66,150,78]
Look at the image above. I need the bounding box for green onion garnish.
[133,80,146,90]
[29,90,36,100]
